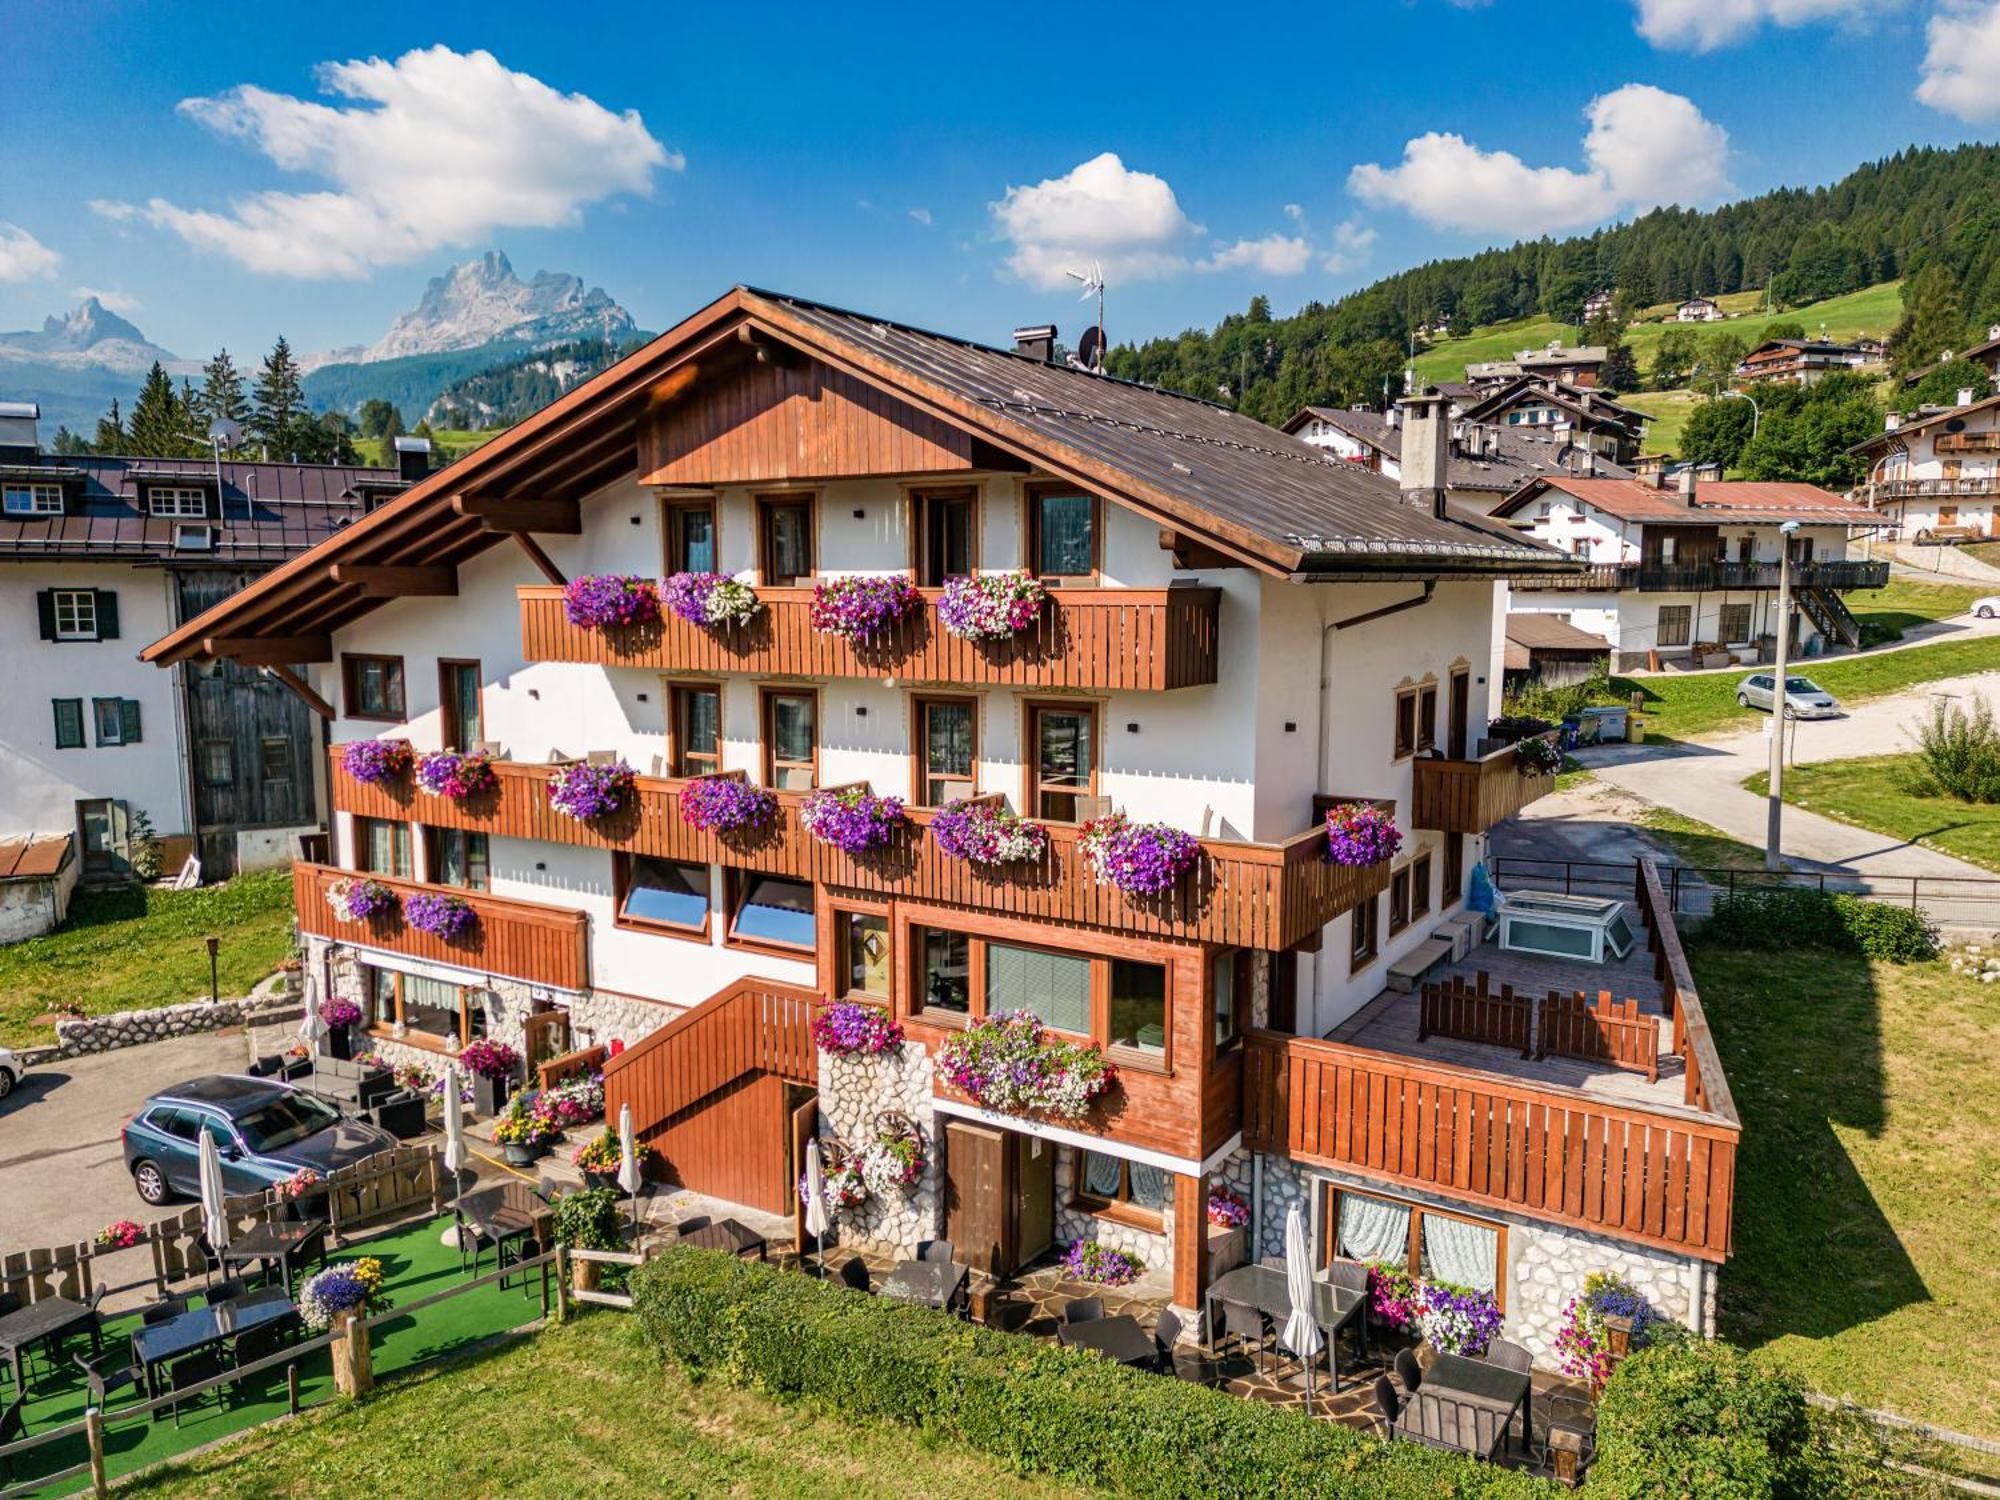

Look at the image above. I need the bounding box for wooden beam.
[202,634,331,665]
[452,493,582,534]
[1173,1172,1208,1314]
[1158,529,1239,570]
[264,663,334,720]
[328,563,459,597]
[512,532,567,587]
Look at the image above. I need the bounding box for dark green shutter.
[51,699,83,749]
[94,590,119,640]
[36,590,56,641]
[121,699,142,743]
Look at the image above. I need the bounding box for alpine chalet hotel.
[147,289,1739,1356]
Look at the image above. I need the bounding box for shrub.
[551,1185,624,1251]
[1903,696,2000,804]
[1703,887,1939,964]
[1501,667,1616,725]
[1591,1340,1811,1500]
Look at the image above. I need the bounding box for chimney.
[1011,324,1058,364]
[1885,412,1901,432]
[1396,389,1451,517]
[1678,466,1698,505]
[1989,324,2000,342]
[1959,387,1977,407]
[0,400,41,462]
[392,433,432,483]
[1384,404,1399,430]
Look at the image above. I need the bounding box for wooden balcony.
[1411,742,1556,834]
[1515,560,1890,593]
[517,583,1222,691]
[332,761,1384,950]
[292,862,590,993]
[1871,476,2000,500]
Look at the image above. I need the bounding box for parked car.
[122,1075,395,1206]
[1736,673,1841,719]
[0,1046,24,1100]
[1973,596,1999,620]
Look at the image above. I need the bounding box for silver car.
[1736,673,1840,719]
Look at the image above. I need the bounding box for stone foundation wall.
[42,993,300,1060]
[816,1040,940,1255]
[1053,1148,1174,1296]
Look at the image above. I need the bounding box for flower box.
[563,574,661,630]
[930,799,1049,866]
[1322,799,1402,868]
[415,749,498,801]
[811,1000,904,1055]
[679,775,778,833]
[662,571,761,629]
[326,877,396,924]
[800,787,906,854]
[809,574,922,641]
[1078,813,1199,897]
[936,1010,1116,1120]
[548,760,636,821]
[402,891,477,940]
[339,739,414,787]
[935,570,1047,640]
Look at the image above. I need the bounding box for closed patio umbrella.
[299,975,327,1089]
[616,1102,642,1230]
[440,1061,469,1243]
[801,1139,830,1276]
[1281,1202,1323,1414]
[198,1127,231,1286]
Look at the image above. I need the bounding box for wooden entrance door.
[945,1121,1009,1275]
[1013,1133,1054,1266]
[521,1009,570,1079]
[1447,668,1471,760]
[790,1092,821,1260]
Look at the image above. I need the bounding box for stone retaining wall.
[26,979,302,1064]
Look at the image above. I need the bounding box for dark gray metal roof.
[1290,405,1637,494]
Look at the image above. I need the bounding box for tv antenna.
[1066,261,1105,372]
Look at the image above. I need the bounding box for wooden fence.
[1417,974,1531,1057]
[538,1043,608,1090]
[1634,858,1739,1122]
[1538,991,1660,1083]
[603,977,820,1145]
[0,1243,93,1308]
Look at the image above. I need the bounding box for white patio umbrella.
[298,973,327,1089]
[1281,1202,1324,1414]
[801,1139,830,1277]
[440,1060,467,1212]
[616,1102,642,1230]
[198,1127,231,1286]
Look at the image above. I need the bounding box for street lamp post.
[1765,519,1800,872]
[1722,387,1761,441]
[206,935,220,1006]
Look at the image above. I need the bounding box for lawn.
[1693,940,2000,1438]
[1843,578,1985,646]
[119,1310,1082,1500]
[1617,389,1702,459]
[352,429,499,467]
[1634,804,1781,872]
[1745,754,2000,872]
[0,871,295,1048]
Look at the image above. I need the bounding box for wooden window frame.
[1394,681,1438,761]
[667,679,724,779]
[1717,602,1752,644]
[723,867,818,957]
[260,736,295,785]
[1349,891,1380,974]
[1211,948,1252,1056]
[1326,1185,1508,1314]
[1024,483,1101,584]
[910,693,979,807]
[198,739,235,788]
[1441,832,1465,911]
[1387,863,1412,937]
[362,966,481,1053]
[910,485,979,586]
[353,816,413,879]
[755,491,817,587]
[424,826,490,892]
[662,493,720,576]
[612,852,711,943]
[1023,698,1100,824]
[1394,687,1418,760]
[341,653,407,722]
[759,685,820,791]
[1071,1148,1168,1231]
[437,658,484,753]
[831,904,894,1003]
[1656,605,1692,649]
[1411,850,1433,922]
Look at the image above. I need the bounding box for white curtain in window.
[1420,1213,1499,1293]
[986,943,1091,1034]
[1336,1193,1411,1264]
[1128,1160,1168,1211]
[1083,1151,1122,1198]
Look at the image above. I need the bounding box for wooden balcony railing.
[332,760,1384,949]
[1411,742,1555,835]
[1870,476,2000,500]
[292,862,590,992]
[1515,560,1889,593]
[603,977,820,1143]
[517,583,1222,691]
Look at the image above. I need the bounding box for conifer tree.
[250,336,304,455]
[92,398,126,453]
[196,348,250,431]
[128,362,194,456]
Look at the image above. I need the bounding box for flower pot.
[501,1140,548,1167]
[323,1025,355,1062]
[582,1168,619,1193]
[474,1072,511,1119]
[1206,1223,1246,1277]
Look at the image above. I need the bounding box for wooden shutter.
[94,590,120,640]
[36,590,56,641]
[107,800,132,876]
[121,699,143,744]
[51,699,83,749]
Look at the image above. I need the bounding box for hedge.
[1702,887,1939,963]
[1590,1340,1813,1500]
[632,1246,1554,1499]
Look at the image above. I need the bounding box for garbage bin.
[1629,715,1647,744]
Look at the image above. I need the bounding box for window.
[52,589,97,641]
[1411,851,1433,921]
[3,483,62,515]
[618,855,707,932]
[342,654,406,720]
[915,488,975,585]
[985,941,1092,1036]
[1028,703,1095,822]
[260,737,294,783]
[1350,893,1380,972]
[1419,684,1437,753]
[1442,833,1464,910]
[762,690,817,790]
[837,910,891,1000]
[51,699,84,750]
[199,740,234,787]
[92,697,141,746]
[1388,863,1412,936]
[173,524,215,552]
[727,873,815,950]
[1028,487,1098,579]
[669,683,722,778]
[914,697,976,805]
[1394,686,1421,759]
[431,828,490,891]
[1718,603,1752,643]
[1075,1150,1169,1225]
[1657,535,1679,565]
[757,495,814,585]
[916,927,972,1017]
[356,817,413,878]
[1331,1188,1504,1304]
[1656,605,1692,648]
[665,497,718,575]
[148,485,209,519]
[361,966,481,1048]
[1212,950,1249,1052]
[439,660,482,751]
[1108,958,1167,1055]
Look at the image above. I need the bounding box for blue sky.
[2,0,1994,362]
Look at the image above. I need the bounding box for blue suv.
[123,1075,396,1206]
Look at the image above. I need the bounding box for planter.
[322,1025,355,1062]
[582,1168,620,1193]
[474,1072,512,1119]
[571,1256,602,1296]
[501,1140,549,1167]
[1206,1223,1246,1278]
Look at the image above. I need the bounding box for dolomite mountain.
[0,297,195,438]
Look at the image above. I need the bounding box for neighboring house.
[0,401,421,882]
[1853,391,2000,540]
[1899,324,2000,388]
[145,286,1735,1357]
[0,833,76,943]
[1458,378,1648,466]
[1581,289,1615,323]
[1503,612,1610,690]
[1734,339,1873,386]
[1675,296,1724,323]
[1465,341,1606,389]
[1497,473,1888,669]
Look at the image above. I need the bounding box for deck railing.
[1410,741,1555,834]
[1515,560,1889,593]
[517,583,1222,691]
[602,976,820,1143]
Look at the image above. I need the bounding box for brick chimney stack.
[1397,389,1452,518]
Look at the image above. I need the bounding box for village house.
[1464,341,1606,389]
[1674,295,1724,323]
[1734,338,1874,386]
[146,287,1739,1359]
[1581,290,1615,324]
[1497,472,1887,669]
[1899,324,2000,390]
[1854,389,2000,542]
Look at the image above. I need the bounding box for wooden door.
[1012,1133,1055,1267]
[790,1093,820,1261]
[1447,669,1470,760]
[522,1010,570,1078]
[944,1121,1008,1276]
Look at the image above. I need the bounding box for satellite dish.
[207,418,243,450]
[1076,325,1105,373]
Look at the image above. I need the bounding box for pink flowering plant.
[537,1073,605,1125]
[562,574,660,630]
[339,738,413,787]
[275,1168,322,1201]
[548,760,636,821]
[1206,1184,1251,1229]
[402,891,476,940]
[809,574,922,641]
[1078,813,1200,897]
[662,571,761,629]
[321,997,362,1030]
[1366,1262,1424,1332]
[1062,1239,1143,1286]
[811,1000,905,1056]
[799,1151,870,1211]
[96,1219,146,1250]
[1554,1272,1666,1386]
[458,1038,519,1082]
[937,1010,1117,1120]
[1323,801,1403,867]
[326,876,396,924]
[416,749,497,801]
[935,570,1047,640]
[931,799,1049,866]
[800,787,906,854]
[679,776,777,833]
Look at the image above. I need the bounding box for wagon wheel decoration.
[873,1110,921,1151]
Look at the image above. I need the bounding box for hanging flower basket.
[1514,736,1563,776]
[858,1132,925,1194]
[1206,1184,1251,1229]
[321,997,362,1031]
[326,877,396,924]
[415,749,498,801]
[800,787,906,854]
[562,574,660,630]
[679,776,778,833]
[339,739,413,787]
[1077,813,1200,897]
[812,1000,904,1056]
[935,570,1047,640]
[548,760,636,821]
[662,571,762,629]
[402,891,477,940]
[799,1145,870,1211]
[809,574,922,641]
[931,799,1050,866]
[1322,801,1403,867]
[1062,1239,1143,1286]
[936,1010,1117,1120]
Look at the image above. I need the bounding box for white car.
[1737,673,1841,719]
[0,1046,23,1100]
[1973,596,2000,620]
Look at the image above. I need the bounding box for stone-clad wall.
[816,1040,941,1254]
[1052,1148,1174,1297]
[45,993,297,1060]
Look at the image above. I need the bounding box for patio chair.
[1152,1308,1185,1375]
[73,1349,141,1408]
[0,1398,22,1482]
[1062,1297,1105,1326]
[1483,1339,1532,1375]
[1373,1375,1403,1435]
[141,1295,189,1327]
[167,1348,231,1427]
[231,1322,292,1400]
[917,1239,955,1265]
[1394,1347,1424,1394]
[838,1257,872,1294]
[1214,1298,1271,1377]
[207,1278,248,1306]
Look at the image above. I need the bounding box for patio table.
[1422,1351,1533,1456]
[1204,1263,1367,1391]
[219,1218,327,1298]
[130,1288,295,1402]
[1056,1313,1155,1369]
[679,1219,767,1261]
[878,1258,967,1311]
[457,1183,552,1279]
[0,1296,100,1394]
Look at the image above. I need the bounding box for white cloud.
[991,152,1201,289]
[1283,202,1305,222]
[1349,84,1729,236]
[88,200,139,223]
[1322,220,1377,275]
[0,223,61,281]
[908,206,933,226]
[1200,233,1311,275]
[1917,1,2000,120]
[1633,0,1896,51]
[115,45,675,278]
[72,285,139,314]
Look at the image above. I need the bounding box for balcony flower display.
[1554,1272,1667,1387]
[95,1219,145,1251]
[809,573,922,641]
[1322,801,1402,868]
[1061,1239,1143,1287]
[662,570,762,629]
[321,997,362,1031]
[1206,1184,1251,1230]
[572,1128,653,1189]
[800,787,906,854]
[326,876,396,924]
[811,1000,904,1056]
[936,1010,1117,1120]
[562,573,660,630]
[458,1038,520,1082]
[1078,813,1200,897]
[930,798,1049,866]
[339,738,413,787]
[538,1073,606,1125]
[679,776,777,833]
[1416,1279,1505,1358]
[299,1257,389,1331]
[935,570,1047,640]
[275,1168,322,1201]
[415,749,498,801]
[1514,736,1563,776]
[1367,1262,1423,1332]
[548,759,636,821]
[403,890,477,940]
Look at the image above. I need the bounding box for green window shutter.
[121,699,143,744]
[36,590,56,641]
[51,699,83,749]
[94,590,120,641]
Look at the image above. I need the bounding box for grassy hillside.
[1618,390,1703,459]
[354,429,500,468]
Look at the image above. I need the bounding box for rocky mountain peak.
[351,251,637,365]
